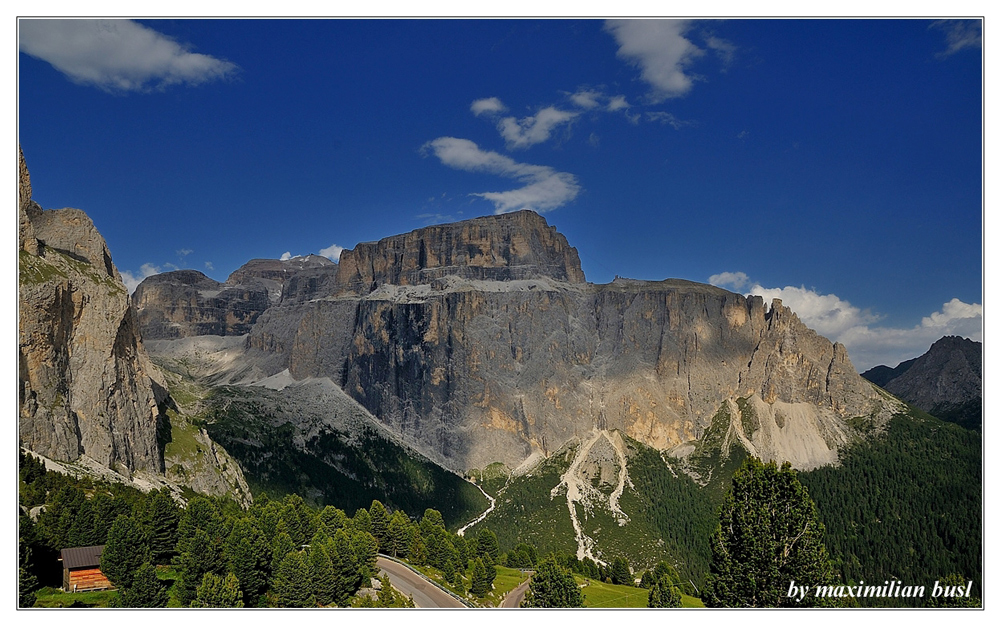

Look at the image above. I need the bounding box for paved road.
[376,557,466,608]
[502,576,532,608]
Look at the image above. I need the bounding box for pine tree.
[648,577,681,607]
[522,556,583,608]
[101,515,150,590]
[387,510,412,558]
[145,488,180,565]
[476,527,500,562]
[273,551,316,608]
[116,562,169,608]
[225,517,271,607]
[704,457,836,607]
[270,531,296,574]
[330,529,361,605]
[191,572,245,608]
[610,557,632,586]
[353,508,372,535]
[369,500,390,551]
[309,544,338,606]
[470,557,490,597]
[177,528,223,606]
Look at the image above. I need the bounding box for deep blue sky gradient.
[17,18,982,368]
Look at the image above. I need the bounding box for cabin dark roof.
[60,545,104,570]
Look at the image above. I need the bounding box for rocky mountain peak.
[865,335,982,429]
[335,210,585,293]
[18,149,166,473]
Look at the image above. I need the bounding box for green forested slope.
[800,407,981,603]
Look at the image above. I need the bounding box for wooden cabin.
[60,545,113,592]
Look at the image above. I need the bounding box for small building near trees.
[60,545,113,592]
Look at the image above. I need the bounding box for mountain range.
[17,148,980,596]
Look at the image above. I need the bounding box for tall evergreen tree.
[101,515,150,590]
[369,500,390,551]
[648,576,681,607]
[704,457,836,608]
[225,517,271,607]
[522,556,583,608]
[177,528,224,606]
[309,544,338,606]
[470,557,490,597]
[610,557,632,586]
[476,527,500,562]
[191,572,245,608]
[272,551,316,608]
[270,531,296,574]
[115,562,168,608]
[145,488,180,565]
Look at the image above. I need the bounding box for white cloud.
[19,19,237,92]
[606,95,630,112]
[120,262,162,294]
[204,261,214,271]
[570,90,602,109]
[710,271,982,371]
[422,137,580,214]
[279,252,292,261]
[604,19,704,102]
[931,19,982,57]
[318,244,344,261]
[499,106,579,150]
[471,97,507,116]
[708,271,749,291]
[176,248,193,257]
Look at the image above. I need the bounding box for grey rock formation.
[143,211,896,472]
[134,255,338,339]
[335,210,585,292]
[18,150,166,473]
[867,336,982,429]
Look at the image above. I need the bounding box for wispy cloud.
[176,248,193,257]
[604,19,704,102]
[710,271,982,371]
[422,137,580,214]
[704,34,737,69]
[645,111,695,130]
[318,243,344,262]
[19,19,237,92]
[471,97,507,116]
[930,19,982,58]
[204,261,214,271]
[499,106,579,150]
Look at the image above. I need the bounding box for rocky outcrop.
[864,336,982,429]
[134,256,338,339]
[335,210,585,292]
[133,270,271,339]
[18,150,166,473]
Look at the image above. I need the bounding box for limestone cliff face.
[335,210,585,292]
[18,149,166,473]
[134,256,337,339]
[335,279,887,470]
[144,210,893,471]
[134,270,271,339]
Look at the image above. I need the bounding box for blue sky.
[17,18,983,370]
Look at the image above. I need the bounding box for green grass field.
[32,586,117,608]
[578,576,705,608]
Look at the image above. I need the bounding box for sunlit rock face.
[18,148,166,473]
[140,209,894,471]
